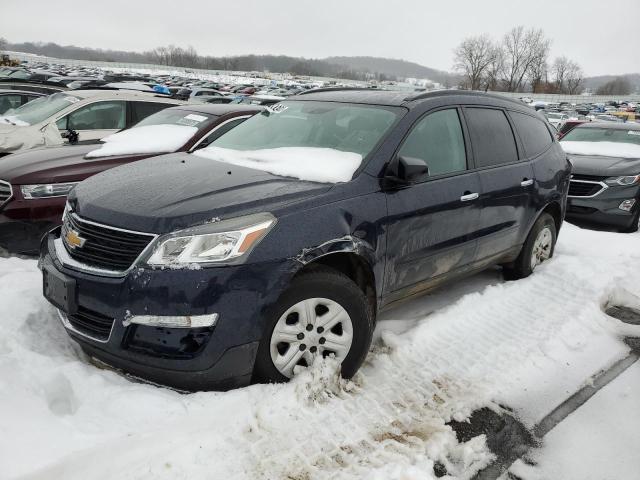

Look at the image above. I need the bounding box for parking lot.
[1,40,640,480]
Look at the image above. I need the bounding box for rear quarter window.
[509,111,553,158]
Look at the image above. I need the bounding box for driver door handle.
[460,192,479,202]
[521,178,534,187]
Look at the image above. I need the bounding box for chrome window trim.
[57,309,114,344]
[568,179,608,199]
[57,212,158,278]
[0,180,13,208]
[188,115,252,152]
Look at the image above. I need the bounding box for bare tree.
[551,56,583,94]
[565,61,584,94]
[483,45,504,91]
[0,37,7,52]
[501,26,550,92]
[453,34,496,90]
[596,77,631,95]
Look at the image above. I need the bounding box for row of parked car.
[0,60,639,390]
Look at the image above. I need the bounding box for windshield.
[209,101,400,159]
[561,127,640,146]
[4,92,81,126]
[135,108,215,130]
[195,101,402,183]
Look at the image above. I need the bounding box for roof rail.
[297,86,378,96]
[404,89,525,104]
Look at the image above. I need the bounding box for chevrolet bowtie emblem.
[65,229,86,249]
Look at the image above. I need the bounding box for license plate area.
[43,263,77,314]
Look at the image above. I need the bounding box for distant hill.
[583,73,640,93]
[326,56,459,86]
[2,40,458,84]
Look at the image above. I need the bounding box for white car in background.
[544,111,570,130]
[0,90,184,156]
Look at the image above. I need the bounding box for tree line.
[453,26,585,94]
[0,38,395,82]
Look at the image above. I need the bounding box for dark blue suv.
[39,90,570,390]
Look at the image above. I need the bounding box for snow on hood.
[194,146,362,183]
[85,124,198,158]
[560,141,640,159]
[0,121,62,153]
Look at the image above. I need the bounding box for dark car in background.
[561,122,640,232]
[0,104,261,253]
[39,89,569,391]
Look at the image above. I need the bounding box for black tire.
[503,213,557,280]
[253,267,374,383]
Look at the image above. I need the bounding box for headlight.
[605,175,640,186]
[145,212,276,267]
[21,183,78,199]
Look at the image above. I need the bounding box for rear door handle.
[460,192,479,202]
[521,179,534,187]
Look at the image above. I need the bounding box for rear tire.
[253,267,374,383]
[503,213,557,280]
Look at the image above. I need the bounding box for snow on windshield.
[560,141,640,158]
[194,146,362,183]
[85,124,198,158]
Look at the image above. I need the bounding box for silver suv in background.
[0,90,184,156]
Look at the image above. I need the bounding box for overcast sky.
[2,0,638,76]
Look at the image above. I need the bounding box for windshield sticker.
[177,114,208,126]
[628,131,640,136]
[265,103,288,114]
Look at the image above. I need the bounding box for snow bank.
[1,224,640,479]
[194,146,362,183]
[85,125,198,158]
[560,140,640,158]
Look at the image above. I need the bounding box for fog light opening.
[619,199,637,212]
[123,313,219,328]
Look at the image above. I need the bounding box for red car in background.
[0,103,261,253]
[557,119,589,140]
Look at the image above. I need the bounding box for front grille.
[0,180,12,208]
[62,213,155,271]
[568,179,606,198]
[66,306,115,341]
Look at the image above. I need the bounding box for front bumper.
[566,185,639,230]
[0,195,66,254]
[40,229,295,390]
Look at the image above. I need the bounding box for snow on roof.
[194,146,362,183]
[560,141,640,158]
[85,124,198,158]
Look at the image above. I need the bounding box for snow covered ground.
[1,223,639,479]
[508,362,640,480]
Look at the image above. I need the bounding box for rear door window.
[509,111,553,158]
[464,108,519,168]
[397,109,467,177]
[131,101,172,125]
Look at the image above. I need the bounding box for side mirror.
[61,129,79,145]
[384,156,430,187]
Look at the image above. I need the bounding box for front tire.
[254,267,374,383]
[504,213,557,280]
